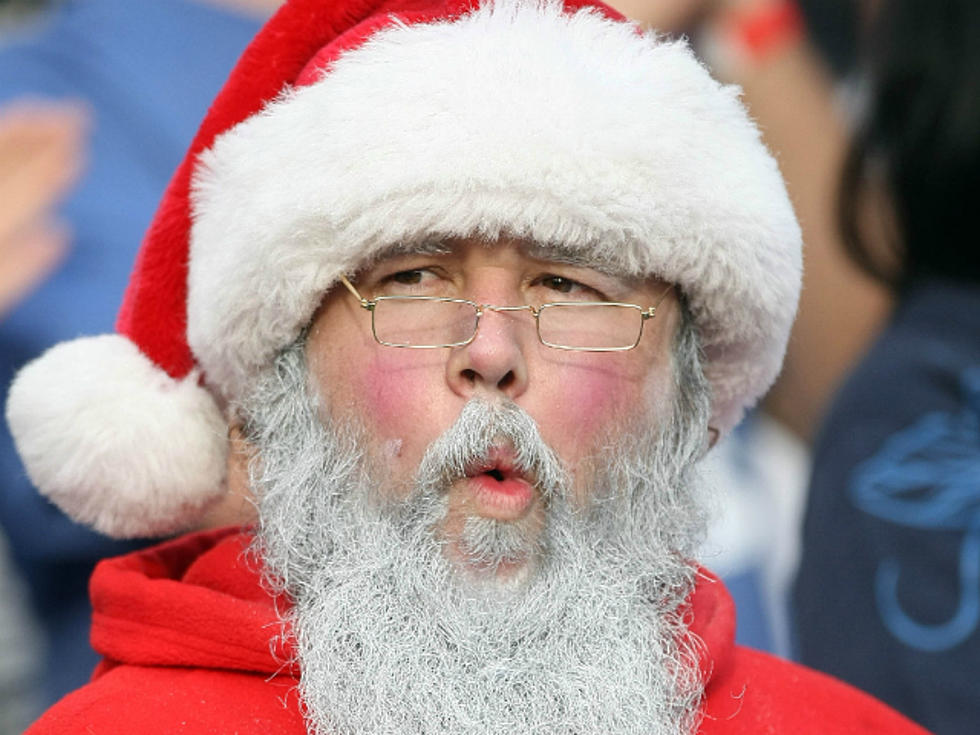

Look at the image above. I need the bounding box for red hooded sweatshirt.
[27,528,929,734]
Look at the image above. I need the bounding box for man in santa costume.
[6,0,930,732]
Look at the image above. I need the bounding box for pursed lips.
[462,445,536,520]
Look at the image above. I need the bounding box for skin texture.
[302,236,681,571]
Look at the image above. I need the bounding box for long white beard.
[244,338,711,735]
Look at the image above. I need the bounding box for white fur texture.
[190,0,801,435]
[5,335,228,538]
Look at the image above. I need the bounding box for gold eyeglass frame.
[339,275,673,352]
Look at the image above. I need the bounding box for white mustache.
[413,399,570,504]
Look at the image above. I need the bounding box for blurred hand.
[0,100,89,318]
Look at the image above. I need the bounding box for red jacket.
[28,528,930,734]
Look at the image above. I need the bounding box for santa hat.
[6,0,801,539]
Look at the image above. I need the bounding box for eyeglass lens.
[373,298,478,347]
[372,298,645,350]
[538,303,644,350]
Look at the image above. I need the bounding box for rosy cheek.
[536,361,644,453]
[361,360,416,429]
[562,373,620,422]
[357,352,450,450]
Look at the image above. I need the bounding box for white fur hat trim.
[189,0,801,435]
[5,335,228,538]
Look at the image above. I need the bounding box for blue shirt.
[794,277,980,734]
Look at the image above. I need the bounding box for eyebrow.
[367,238,454,265]
[523,241,643,285]
[522,242,596,268]
[365,238,641,285]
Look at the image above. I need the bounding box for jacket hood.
[90,527,296,676]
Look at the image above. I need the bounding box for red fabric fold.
[90,527,296,675]
[27,528,931,734]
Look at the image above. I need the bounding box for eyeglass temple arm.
[339,275,373,309]
[643,284,675,319]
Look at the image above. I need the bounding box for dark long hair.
[839,0,980,290]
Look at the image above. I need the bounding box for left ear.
[707,425,720,450]
[194,424,259,530]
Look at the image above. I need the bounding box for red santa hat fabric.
[5,0,801,538]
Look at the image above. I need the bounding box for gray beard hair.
[243,326,712,735]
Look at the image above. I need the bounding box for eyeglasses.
[339,275,673,352]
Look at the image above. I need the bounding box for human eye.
[386,269,427,286]
[531,274,608,303]
[374,267,445,296]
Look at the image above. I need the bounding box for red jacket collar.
[90,527,735,684]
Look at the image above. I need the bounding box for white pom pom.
[5,335,228,538]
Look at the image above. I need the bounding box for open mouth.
[463,446,536,518]
[484,468,505,482]
[473,466,527,495]
[465,444,534,481]
[466,453,532,489]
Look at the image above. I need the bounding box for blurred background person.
[0,91,86,735]
[793,1,980,732]
[0,0,281,722]
[612,0,890,658]
[617,1,978,731]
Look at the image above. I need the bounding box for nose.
[445,306,530,400]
